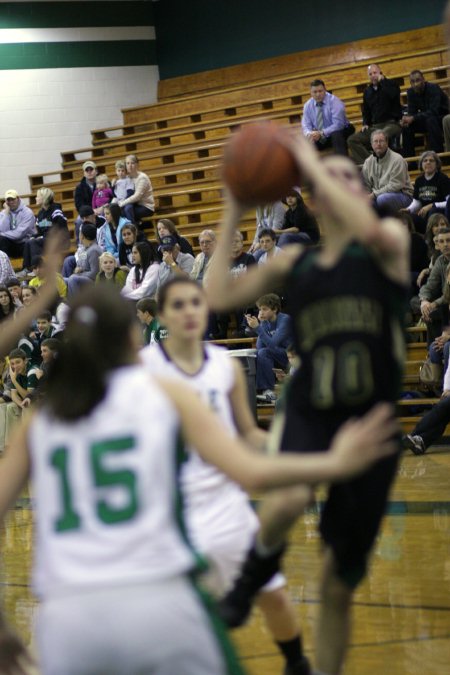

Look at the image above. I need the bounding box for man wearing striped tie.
[301,79,355,156]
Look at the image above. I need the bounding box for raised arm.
[286,134,410,285]
[0,233,63,357]
[206,195,301,311]
[157,377,399,491]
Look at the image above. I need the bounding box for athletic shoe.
[256,389,277,404]
[284,656,312,675]
[402,434,426,455]
[217,543,286,628]
[15,269,29,279]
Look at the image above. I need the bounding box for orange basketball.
[222,122,300,205]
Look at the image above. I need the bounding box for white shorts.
[36,578,237,675]
[187,484,285,598]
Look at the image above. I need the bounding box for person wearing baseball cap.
[155,235,194,293]
[79,204,106,230]
[74,160,98,241]
[82,161,96,172]
[0,189,36,258]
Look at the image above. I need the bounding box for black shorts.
[279,404,400,588]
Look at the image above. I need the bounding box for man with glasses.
[0,189,36,258]
[190,230,223,338]
[190,229,217,285]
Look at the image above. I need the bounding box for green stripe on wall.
[0,40,156,69]
[0,1,154,28]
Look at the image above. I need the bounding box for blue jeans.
[121,204,153,224]
[62,255,77,277]
[256,346,288,390]
[66,275,93,296]
[375,192,412,212]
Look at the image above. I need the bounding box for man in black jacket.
[74,160,97,241]
[401,70,449,158]
[348,64,402,164]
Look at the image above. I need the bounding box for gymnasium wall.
[0,0,158,196]
[154,0,447,80]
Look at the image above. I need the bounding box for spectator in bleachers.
[191,229,223,338]
[29,256,67,302]
[21,187,69,276]
[155,235,195,293]
[75,160,97,213]
[156,218,194,256]
[18,310,57,368]
[0,348,38,453]
[20,337,60,407]
[257,228,282,265]
[419,227,450,343]
[0,252,15,287]
[112,160,135,204]
[119,154,154,224]
[411,215,447,309]
[249,201,285,256]
[217,230,257,338]
[276,188,320,245]
[95,252,127,289]
[136,297,167,345]
[0,286,20,323]
[92,174,113,215]
[79,205,106,231]
[58,205,106,279]
[65,224,102,296]
[121,241,160,301]
[362,130,413,213]
[229,230,256,278]
[348,64,402,165]
[5,278,22,305]
[190,229,216,285]
[60,206,105,281]
[400,70,448,158]
[20,285,38,309]
[426,262,450,378]
[74,160,97,240]
[98,203,131,261]
[0,190,36,259]
[424,214,449,266]
[301,79,355,156]
[404,151,450,233]
[243,293,292,404]
[118,223,147,269]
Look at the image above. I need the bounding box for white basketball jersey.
[141,343,243,502]
[28,366,197,599]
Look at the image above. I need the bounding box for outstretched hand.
[329,403,399,480]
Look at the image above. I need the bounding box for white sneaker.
[256,389,277,404]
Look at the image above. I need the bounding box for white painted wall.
[0,65,159,197]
